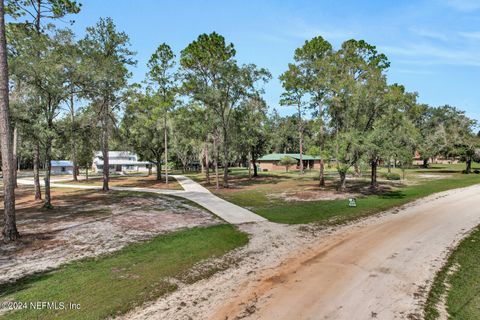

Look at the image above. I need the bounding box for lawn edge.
[423,224,480,320]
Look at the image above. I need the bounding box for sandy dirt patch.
[54,174,183,190]
[417,174,452,179]
[270,189,357,201]
[0,188,219,284]
[120,184,480,320]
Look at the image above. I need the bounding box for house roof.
[258,153,321,161]
[94,160,151,165]
[51,160,73,167]
[94,151,136,158]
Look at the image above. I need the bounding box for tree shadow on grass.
[0,271,55,297]
[378,190,407,199]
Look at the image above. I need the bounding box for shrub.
[278,156,297,172]
[385,172,401,180]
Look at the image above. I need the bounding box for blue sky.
[65,0,480,120]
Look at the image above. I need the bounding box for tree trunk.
[252,150,258,178]
[298,103,303,174]
[32,0,43,201]
[156,157,162,181]
[213,134,219,190]
[0,0,19,241]
[13,126,17,188]
[43,140,53,209]
[33,142,41,200]
[148,165,152,176]
[319,160,325,187]
[86,167,89,181]
[299,137,303,174]
[70,93,78,182]
[222,127,229,188]
[101,111,109,191]
[71,141,77,181]
[466,158,472,174]
[164,114,168,185]
[423,158,428,168]
[318,104,325,186]
[387,156,391,173]
[182,162,186,173]
[338,171,347,192]
[248,151,252,179]
[370,159,378,190]
[204,139,210,185]
[354,162,361,177]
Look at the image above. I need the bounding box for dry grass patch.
[57,174,183,190]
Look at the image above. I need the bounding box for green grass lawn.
[424,226,480,320]
[200,164,480,224]
[0,225,248,320]
[254,173,480,224]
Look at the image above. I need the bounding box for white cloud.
[380,43,480,67]
[458,31,480,40]
[410,27,448,41]
[438,0,480,12]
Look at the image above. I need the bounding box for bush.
[385,172,401,180]
[474,169,480,174]
[278,156,298,172]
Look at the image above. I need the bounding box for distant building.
[92,151,152,174]
[412,151,460,165]
[256,153,321,171]
[51,160,74,175]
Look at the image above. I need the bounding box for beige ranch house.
[92,151,153,174]
[257,153,321,171]
[412,151,460,165]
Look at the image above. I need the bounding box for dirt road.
[210,185,480,320]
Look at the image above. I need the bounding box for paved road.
[17,175,266,224]
[211,184,480,320]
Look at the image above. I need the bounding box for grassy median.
[0,224,248,320]
[424,226,480,320]
[211,165,480,224]
[253,173,480,224]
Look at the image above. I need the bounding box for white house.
[92,151,152,174]
[51,160,74,175]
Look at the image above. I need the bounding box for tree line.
[1,1,478,242]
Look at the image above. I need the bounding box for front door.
[116,165,122,172]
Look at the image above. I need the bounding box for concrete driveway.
[17,175,266,225]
